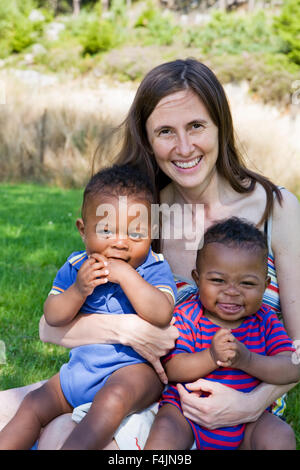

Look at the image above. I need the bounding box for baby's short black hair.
[196,217,268,272]
[82,164,154,219]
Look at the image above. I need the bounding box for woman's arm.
[272,189,300,340]
[39,313,179,384]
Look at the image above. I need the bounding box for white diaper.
[72,402,196,450]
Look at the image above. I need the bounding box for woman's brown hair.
[97,59,282,249]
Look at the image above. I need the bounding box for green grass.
[0,183,299,448]
[0,183,83,388]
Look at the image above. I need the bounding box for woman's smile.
[172,156,203,171]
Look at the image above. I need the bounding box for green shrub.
[185,10,281,56]
[134,2,179,46]
[0,0,46,57]
[273,0,300,65]
[79,18,119,54]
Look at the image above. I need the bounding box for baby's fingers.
[89,253,108,267]
[216,360,232,368]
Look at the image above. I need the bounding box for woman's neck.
[171,170,230,207]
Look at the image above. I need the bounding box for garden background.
[0,0,300,448]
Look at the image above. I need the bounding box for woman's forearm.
[245,381,297,422]
[39,313,123,349]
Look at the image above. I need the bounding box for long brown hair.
[108,59,282,249]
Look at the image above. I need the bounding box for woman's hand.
[118,315,179,384]
[177,379,261,429]
[40,312,179,384]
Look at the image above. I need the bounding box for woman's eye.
[192,123,203,129]
[158,128,172,137]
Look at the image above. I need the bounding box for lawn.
[0,183,299,448]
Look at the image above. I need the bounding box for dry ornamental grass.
[0,72,299,193]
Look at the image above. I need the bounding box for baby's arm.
[165,328,234,383]
[229,342,300,385]
[101,254,174,328]
[44,255,108,326]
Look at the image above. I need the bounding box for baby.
[144,217,299,450]
[0,164,176,450]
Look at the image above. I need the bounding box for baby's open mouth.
[217,303,243,314]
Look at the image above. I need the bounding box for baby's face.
[77,194,153,269]
[192,243,270,329]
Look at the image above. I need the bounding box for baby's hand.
[210,328,238,368]
[105,258,134,285]
[74,253,109,298]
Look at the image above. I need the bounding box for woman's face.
[146,89,219,190]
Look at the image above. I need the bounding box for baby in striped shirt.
[144,217,300,450]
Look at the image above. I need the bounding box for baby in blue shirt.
[0,164,176,450]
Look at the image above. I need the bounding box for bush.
[185,10,281,56]
[79,18,119,54]
[273,0,300,65]
[0,1,46,57]
[134,2,179,46]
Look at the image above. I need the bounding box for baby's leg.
[61,363,163,450]
[240,411,296,450]
[0,373,72,449]
[144,404,194,450]
[0,381,47,431]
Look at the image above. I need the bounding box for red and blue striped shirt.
[160,297,295,449]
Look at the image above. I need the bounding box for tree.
[73,0,80,15]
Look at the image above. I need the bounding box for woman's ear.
[76,218,85,241]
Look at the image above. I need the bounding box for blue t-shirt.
[49,248,177,408]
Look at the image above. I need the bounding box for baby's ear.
[191,268,199,285]
[76,218,85,240]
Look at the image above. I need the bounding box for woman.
[1,59,299,450]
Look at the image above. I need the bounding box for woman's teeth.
[173,157,201,169]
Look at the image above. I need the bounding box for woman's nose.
[175,132,194,157]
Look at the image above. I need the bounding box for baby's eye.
[241,281,256,287]
[210,278,224,283]
[97,228,113,238]
[129,232,145,240]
